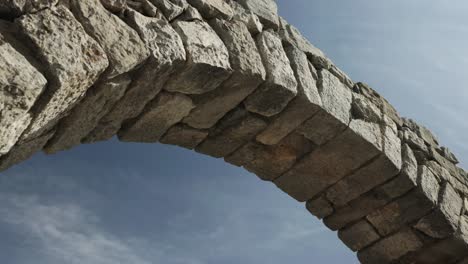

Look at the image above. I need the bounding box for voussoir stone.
[0,35,47,156]
[338,220,380,252]
[118,91,194,142]
[84,10,186,143]
[160,124,208,150]
[165,19,232,95]
[0,0,58,17]
[306,195,334,220]
[256,45,322,145]
[244,30,297,117]
[149,0,187,21]
[70,0,149,78]
[44,74,132,154]
[182,18,265,129]
[16,6,109,141]
[186,0,233,19]
[237,0,279,30]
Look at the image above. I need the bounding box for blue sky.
[1,1,467,263]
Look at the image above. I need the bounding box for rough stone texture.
[70,0,149,78]
[16,6,109,141]
[0,2,467,263]
[244,30,297,117]
[256,45,322,145]
[84,10,186,143]
[0,35,47,156]
[44,75,132,153]
[183,18,265,129]
[338,220,380,252]
[118,91,194,142]
[165,20,232,94]
[237,0,279,30]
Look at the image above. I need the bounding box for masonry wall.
[0,0,467,263]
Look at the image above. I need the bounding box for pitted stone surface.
[16,6,109,141]
[0,2,467,263]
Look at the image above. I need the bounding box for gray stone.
[149,0,187,21]
[165,20,232,94]
[183,19,265,129]
[329,65,354,88]
[0,129,55,172]
[160,124,208,149]
[176,4,203,21]
[196,108,268,158]
[306,196,334,219]
[352,93,381,124]
[226,133,314,181]
[127,0,159,17]
[338,220,380,252]
[244,30,298,117]
[118,92,194,142]
[275,124,381,202]
[411,235,468,264]
[400,127,428,153]
[0,35,47,156]
[357,229,423,264]
[84,10,186,143]
[100,0,126,13]
[0,0,58,17]
[437,146,459,164]
[403,118,439,147]
[229,1,263,35]
[297,69,352,145]
[186,0,233,19]
[256,45,322,145]
[366,166,439,236]
[16,6,109,141]
[237,0,279,30]
[70,0,149,78]
[44,74,132,154]
[415,183,463,239]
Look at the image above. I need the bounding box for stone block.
[160,124,208,150]
[256,45,321,145]
[84,10,186,143]
[70,0,149,78]
[411,235,468,264]
[338,220,380,252]
[186,0,233,19]
[229,1,263,35]
[44,75,132,154]
[357,229,423,264]
[182,19,265,129]
[118,92,194,142]
[306,195,334,219]
[100,0,127,13]
[149,0,187,21]
[16,6,109,141]
[165,20,232,94]
[0,34,47,156]
[0,0,58,17]
[226,133,314,181]
[415,183,463,239]
[196,108,268,158]
[236,0,279,30]
[244,30,297,117]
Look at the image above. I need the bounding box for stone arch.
[0,0,467,263]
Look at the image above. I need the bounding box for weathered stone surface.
[0,129,55,172]
[196,108,267,158]
[0,36,47,156]
[176,4,203,21]
[0,0,58,17]
[186,0,232,19]
[297,69,352,145]
[149,0,187,21]
[84,10,186,143]
[256,45,322,145]
[100,0,126,13]
[16,6,109,141]
[403,118,439,147]
[237,0,279,30]
[306,196,334,219]
[165,20,232,94]
[358,229,423,264]
[183,19,265,129]
[118,92,194,142]
[44,75,132,154]
[70,0,149,78]
[415,183,463,239]
[338,220,380,252]
[127,0,159,17]
[229,1,263,35]
[279,17,332,69]
[367,166,439,236]
[275,119,382,202]
[160,124,208,149]
[226,133,314,181]
[244,30,297,117]
[437,146,459,164]
[411,234,468,264]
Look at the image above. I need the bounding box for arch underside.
[0,0,467,263]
